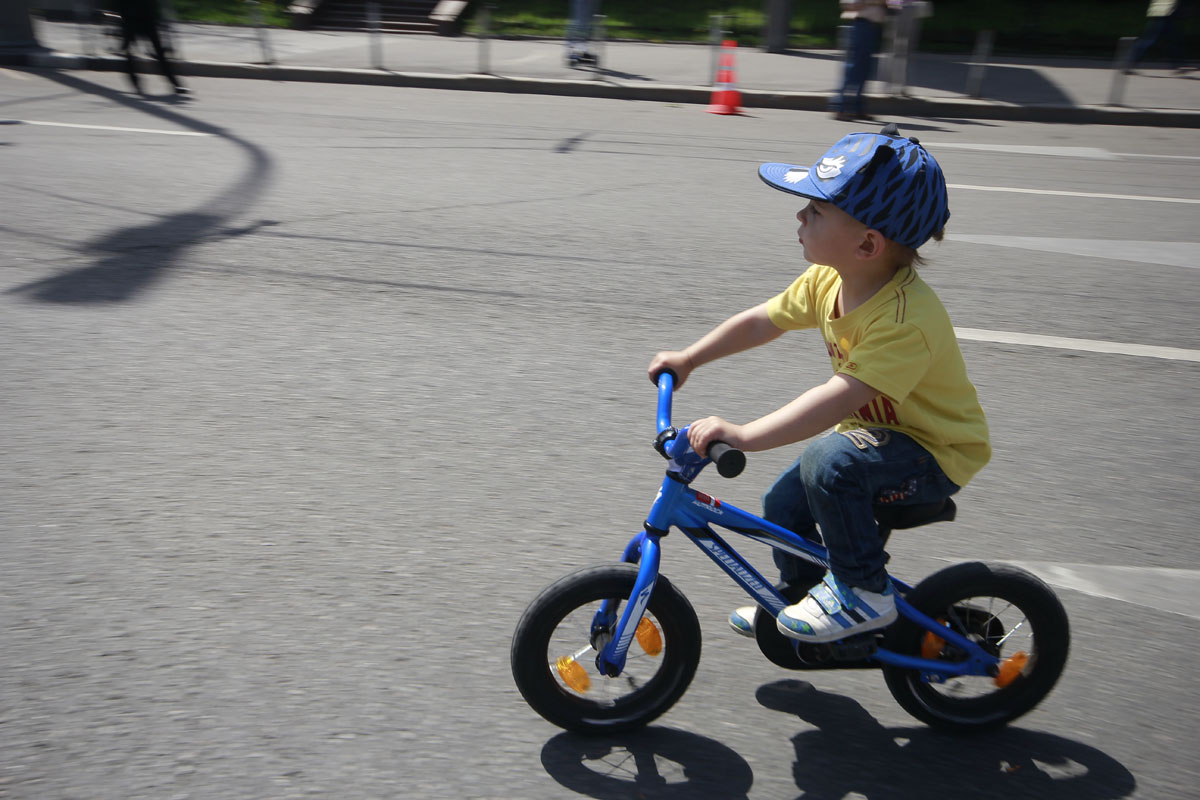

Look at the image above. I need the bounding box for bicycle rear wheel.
[511,563,701,734]
[882,561,1069,732]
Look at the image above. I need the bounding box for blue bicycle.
[511,373,1070,734]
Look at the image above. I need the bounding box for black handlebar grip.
[651,368,679,386]
[707,441,746,479]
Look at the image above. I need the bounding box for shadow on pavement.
[540,727,753,799]
[774,49,845,64]
[594,67,652,82]
[758,678,1137,800]
[779,49,1076,106]
[5,70,274,304]
[898,116,1003,128]
[904,59,1074,105]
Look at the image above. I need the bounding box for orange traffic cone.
[707,40,743,115]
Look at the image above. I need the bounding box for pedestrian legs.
[834,17,882,119]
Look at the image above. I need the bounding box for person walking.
[114,0,190,96]
[565,0,601,67]
[831,0,887,121]
[1126,0,1191,72]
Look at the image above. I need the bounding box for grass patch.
[466,0,1196,56]
[171,0,291,27]
[165,0,1198,57]
[467,1,834,44]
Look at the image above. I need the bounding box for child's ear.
[857,229,888,260]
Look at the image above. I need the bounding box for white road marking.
[954,328,1200,362]
[932,142,1200,162]
[1112,151,1200,162]
[947,234,1199,270]
[932,143,1118,160]
[1002,562,1200,621]
[948,183,1200,204]
[4,119,211,136]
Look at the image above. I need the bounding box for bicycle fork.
[592,531,660,677]
[592,472,684,677]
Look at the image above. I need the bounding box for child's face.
[795,200,868,268]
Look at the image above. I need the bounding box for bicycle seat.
[873,497,957,531]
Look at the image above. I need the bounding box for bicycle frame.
[592,373,1002,684]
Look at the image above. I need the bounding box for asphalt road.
[2,69,1199,800]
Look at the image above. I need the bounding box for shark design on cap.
[815,155,847,180]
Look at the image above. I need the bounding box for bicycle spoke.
[995,618,1028,648]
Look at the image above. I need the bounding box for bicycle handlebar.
[653,371,746,479]
[656,370,676,433]
[707,441,747,479]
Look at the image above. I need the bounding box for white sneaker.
[776,572,896,643]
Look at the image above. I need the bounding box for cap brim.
[759,162,831,201]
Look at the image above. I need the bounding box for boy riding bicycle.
[648,126,990,645]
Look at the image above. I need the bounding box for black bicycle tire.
[511,563,701,735]
[882,561,1070,732]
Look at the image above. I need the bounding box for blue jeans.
[567,0,600,47]
[764,429,960,593]
[833,18,882,116]
[1128,12,1186,69]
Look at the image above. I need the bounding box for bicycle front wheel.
[882,561,1070,732]
[511,563,701,735]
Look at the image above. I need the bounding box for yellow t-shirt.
[765,264,991,487]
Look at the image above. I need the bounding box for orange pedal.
[556,656,591,693]
[921,618,948,659]
[995,651,1029,687]
[636,618,663,656]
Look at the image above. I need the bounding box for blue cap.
[759,129,950,249]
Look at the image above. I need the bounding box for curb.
[6,50,1200,128]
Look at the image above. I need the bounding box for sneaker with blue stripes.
[728,606,759,637]
[776,572,897,643]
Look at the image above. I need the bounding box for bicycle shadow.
[5,70,274,305]
[540,726,754,800]
[757,678,1137,800]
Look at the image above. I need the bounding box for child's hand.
[648,350,696,388]
[687,416,746,459]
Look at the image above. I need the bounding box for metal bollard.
[367,1,382,69]
[709,14,730,86]
[965,29,993,98]
[1108,36,1136,106]
[477,4,493,74]
[161,0,183,60]
[590,14,605,78]
[247,0,274,65]
[885,6,913,95]
[75,0,94,56]
[763,0,790,54]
